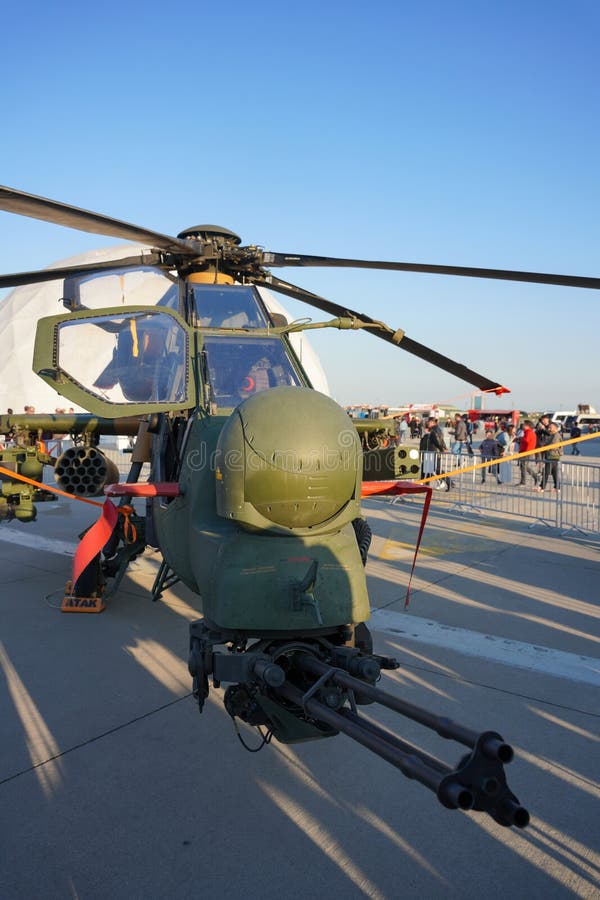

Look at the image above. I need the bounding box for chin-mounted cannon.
[188,619,530,829]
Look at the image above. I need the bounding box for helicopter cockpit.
[203,335,305,410]
[187,284,270,328]
[189,284,270,329]
[35,296,307,415]
[52,310,189,405]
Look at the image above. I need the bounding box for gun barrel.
[481,735,514,763]
[273,654,529,828]
[275,680,458,801]
[187,623,529,828]
[295,652,480,749]
[500,799,530,829]
[340,708,451,776]
[0,414,141,436]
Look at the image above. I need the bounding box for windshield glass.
[203,335,303,409]
[57,311,188,404]
[192,284,268,328]
[62,266,177,310]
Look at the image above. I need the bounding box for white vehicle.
[554,405,600,433]
[575,413,600,434]
[551,410,576,429]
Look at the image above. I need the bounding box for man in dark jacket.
[427,416,447,453]
[479,432,500,483]
[535,414,552,449]
[451,413,468,456]
[536,422,562,491]
[422,417,451,489]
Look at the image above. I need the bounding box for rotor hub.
[177,225,241,247]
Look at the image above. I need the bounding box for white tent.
[0,245,329,413]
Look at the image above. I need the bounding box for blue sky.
[1,0,599,411]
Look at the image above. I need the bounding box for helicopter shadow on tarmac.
[361,497,600,661]
[1,505,599,898]
[0,530,458,898]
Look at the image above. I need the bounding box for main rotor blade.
[0,186,195,255]
[259,274,508,394]
[0,253,166,290]
[262,252,600,291]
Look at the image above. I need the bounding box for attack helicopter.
[2,187,597,828]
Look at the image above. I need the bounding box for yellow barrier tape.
[417,432,598,485]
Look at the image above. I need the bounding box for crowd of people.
[393,415,424,440]
[392,411,572,492]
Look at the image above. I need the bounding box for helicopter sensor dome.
[215,387,362,532]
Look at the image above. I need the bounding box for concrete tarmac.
[1,494,599,899]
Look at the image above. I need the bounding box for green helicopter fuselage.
[32,278,370,633]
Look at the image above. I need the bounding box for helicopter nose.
[215,386,362,531]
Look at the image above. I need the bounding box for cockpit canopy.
[33,284,312,417]
[34,306,195,417]
[203,336,304,410]
[58,310,189,404]
[190,284,269,329]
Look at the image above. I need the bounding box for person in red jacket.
[518,420,539,487]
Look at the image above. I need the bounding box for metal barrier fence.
[98,448,151,480]
[396,451,600,535]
